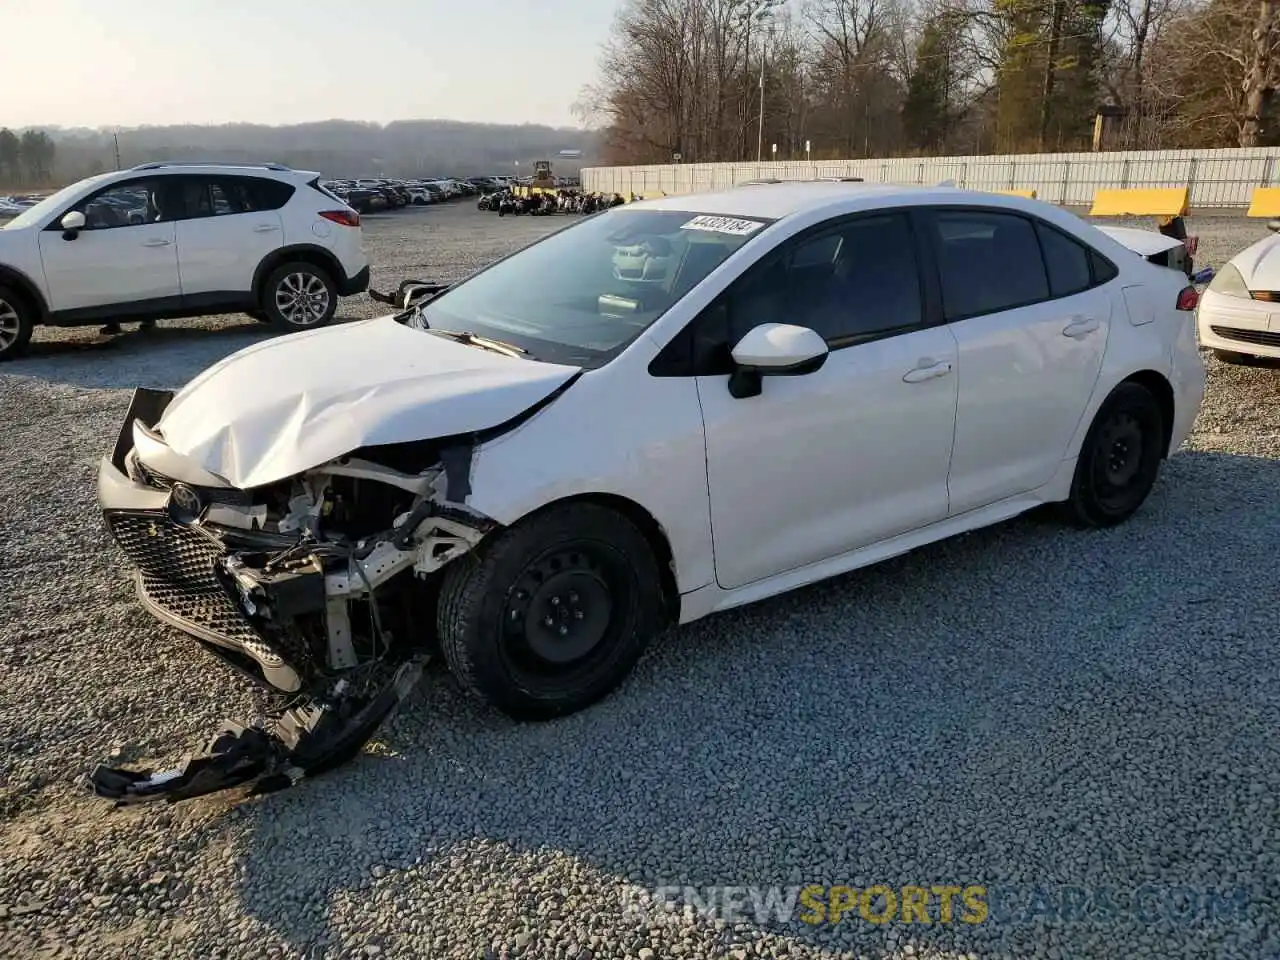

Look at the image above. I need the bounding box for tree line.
[576,0,1280,165]
[0,129,57,188]
[0,120,596,190]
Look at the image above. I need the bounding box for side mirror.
[60,210,86,240]
[727,323,829,399]
[1268,220,1280,233]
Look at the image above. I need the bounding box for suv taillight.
[319,209,360,227]
[1176,286,1198,311]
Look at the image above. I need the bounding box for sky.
[4,0,618,130]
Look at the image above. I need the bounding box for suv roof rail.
[129,160,293,172]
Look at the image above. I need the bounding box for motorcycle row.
[477,189,631,217]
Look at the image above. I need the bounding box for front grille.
[1210,325,1280,348]
[104,511,285,673]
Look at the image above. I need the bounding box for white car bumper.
[1196,288,1280,357]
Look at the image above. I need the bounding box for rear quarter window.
[239,176,295,211]
[1035,222,1093,297]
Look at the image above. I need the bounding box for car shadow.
[222,448,1280,957]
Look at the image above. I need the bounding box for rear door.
[173,175,292,299]
[925,208,1112,515]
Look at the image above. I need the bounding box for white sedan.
[1197,221,1280,361]
[90,184,1206,802]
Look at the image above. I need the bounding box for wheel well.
[253,247,343,304]
[0,266,48,319]
[1122,370,1176,456]
[521,493,681,625]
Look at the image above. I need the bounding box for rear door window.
[929,211,1050,320]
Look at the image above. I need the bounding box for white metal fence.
[581,147,1280,208]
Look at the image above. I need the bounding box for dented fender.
[463,364,716,598]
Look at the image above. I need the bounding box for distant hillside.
[29,119,601,183]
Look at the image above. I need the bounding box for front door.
[695,211,960,590]
[37,177,181,314]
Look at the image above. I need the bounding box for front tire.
[1060,382,1165,528]
[437,503,665,721]
[262,262,337,332]
[0,286,34,362]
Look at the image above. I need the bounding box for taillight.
[319,209,360,227]
[1176,286,1198,311]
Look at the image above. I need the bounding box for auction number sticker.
[681,215,765,236]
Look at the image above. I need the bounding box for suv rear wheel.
[0,286,34,361]
[262,262,338,331]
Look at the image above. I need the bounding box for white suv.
[0,161,369,360]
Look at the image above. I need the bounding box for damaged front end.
[90,387,497,804]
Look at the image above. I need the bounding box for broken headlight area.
[91,448,496,805]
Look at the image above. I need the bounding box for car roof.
[117,164,321,182]
[626,182,1011,221]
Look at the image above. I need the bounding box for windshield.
[2,175,113,230]
[417,208,772,366]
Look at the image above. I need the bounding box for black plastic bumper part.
[87,658,425,804]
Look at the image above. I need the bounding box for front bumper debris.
[90,387,489,804]
[88,658,424,804]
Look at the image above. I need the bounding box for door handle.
[1063,316,1100,339]
[253,224,280,232]
[142,238,172,247]
[903,359,953,383]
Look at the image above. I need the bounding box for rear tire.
[1212,348,1253,365]
[1059,382,1165,528]
[436,503,665,721]
[0,285,34,362]
[262,262,337,332]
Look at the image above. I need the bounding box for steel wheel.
[502,545,619,674]
[437,503,667,721]
[274,272,331,327]
[1061,382,1165,528]
[1092,412,1145,506]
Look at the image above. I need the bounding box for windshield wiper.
[427,328,529,358]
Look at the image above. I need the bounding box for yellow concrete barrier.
[1089,187,1189,217]
[1246,186,1280,217]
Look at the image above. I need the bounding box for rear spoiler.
[1094,225,1183,257]
[1094,225,1209,282]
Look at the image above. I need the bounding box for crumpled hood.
[1227,232,1280,288]
[155,315,581,489]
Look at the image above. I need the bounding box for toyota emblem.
[167,483,204,525]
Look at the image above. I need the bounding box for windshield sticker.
[680,215,764,237]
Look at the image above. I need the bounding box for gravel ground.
[1,203,1278,960]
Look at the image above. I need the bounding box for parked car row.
[321,176,515,214]
[0,194,46,217]
[479,188,627,216]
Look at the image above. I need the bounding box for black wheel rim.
[1091,410,1150,512]
[499,541,631,685]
